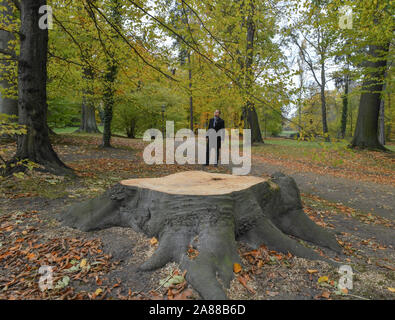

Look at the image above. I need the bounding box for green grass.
[263,137,395,151]
[278,130,298,137]
[263,138,347,149]
[52,126,80,134]
[52,126,128,137]
[385,144,395,152]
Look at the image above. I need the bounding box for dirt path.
[248,161,395,221]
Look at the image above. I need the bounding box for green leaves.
[159,274,185,288]
[55,276,70,290]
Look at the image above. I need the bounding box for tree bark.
[78,98,99,133]
[350,43,390,150]
[340,75,349,139]
[0,0,18,117]
[320,61,329,141]
[244,104,263,143]
[102,63,116,148]
[126,118,136,138]
[100,0,121,148]
[378,98,385,145]
[187,51,193,132]
[76,67,99,133]
[244,0,263,143]
[9,0,71,175]
[61,171,342,300]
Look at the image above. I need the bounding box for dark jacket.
[207,117,225,148]
[208,117,225,132]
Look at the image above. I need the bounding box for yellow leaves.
[318,276,329,283]
[90,288,103,299]
[80,258,87,268]
[95,288,103,296]
[233,263,242,274]
[150,237,158,246]
[0,114,26,137]
[388,288,395,293]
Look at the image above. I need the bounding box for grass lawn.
[52,126,128,137]
[263,137,395,152]
[252,137,394,185]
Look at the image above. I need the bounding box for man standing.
[205,110,225,166]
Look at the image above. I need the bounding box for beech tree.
[7,0,71,175]
[345,0,393,150]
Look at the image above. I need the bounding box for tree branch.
[86,0,179,82]
[293,39,321,87]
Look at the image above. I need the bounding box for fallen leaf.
[388,287,395,293]
[318,276,329,283]
[237,275,255,294]
[80,258,87,268]
[321,291,331,299]
[26,253,36,261]
[150,237,158,246]
[159,275,185,288]
[307,269,318,274]
[95,288,103,296]
[233,263,242,273]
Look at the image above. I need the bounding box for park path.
[248,160,395,221]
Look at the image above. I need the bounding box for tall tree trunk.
[340,75,349,139]
[0,0,18,117]
[188,51,193,132]
[100,0,121,148]
[79,97,99,133]
[11,0,71,175]
[77,67,99,133]
[244,0,263,143]
[350,43,390,150]
[378,98,385,145]
[102,64,116,148]
[126,118,136,138]
[349,100,353,137]
[378,65,389,145]
[386,91,391,141]
[320,61,329,141]
[247,104,263,142]
[297,55,304,131]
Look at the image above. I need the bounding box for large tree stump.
[60,171,342,299]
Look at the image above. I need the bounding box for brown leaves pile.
[234,245,294,295]
[0,210,119,300]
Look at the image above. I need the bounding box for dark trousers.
[206,137,220,165]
